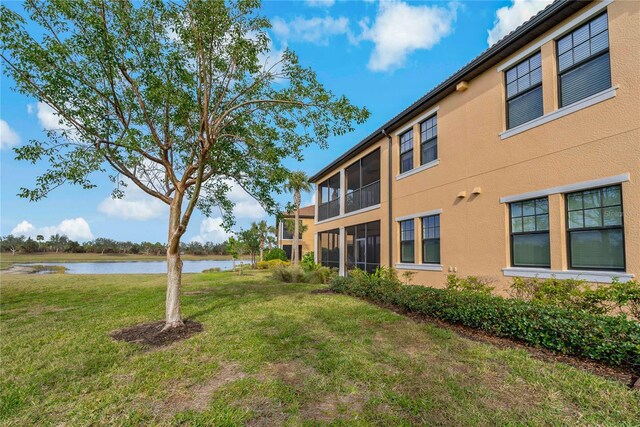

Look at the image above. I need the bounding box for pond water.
[18,260,236,274]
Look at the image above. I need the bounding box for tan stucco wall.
[280,216,315,258]
[311,0,640,292]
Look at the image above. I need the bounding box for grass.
[0,252,233,270]
[1,271,638,426]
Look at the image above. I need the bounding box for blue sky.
[0,0,553,244]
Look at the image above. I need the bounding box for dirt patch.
[300,392,365,422]
[110,320,203,347]
[155,363,247,418]
[259,360,317,387]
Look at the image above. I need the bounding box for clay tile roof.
[283,204,315,218]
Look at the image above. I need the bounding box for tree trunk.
[259,237,264,262]
[292,191,301,265]
[165,248,183,329]
[164,200,185,330]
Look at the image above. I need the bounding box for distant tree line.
[1,220,287,262]
[0,234,228,256]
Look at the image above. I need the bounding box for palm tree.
[255,220,276,261]
[285,171,312,265]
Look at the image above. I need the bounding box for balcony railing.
[345,180,380,213]
[318,199,340,221]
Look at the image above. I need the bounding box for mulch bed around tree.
[110,320,203,347]
[312,289,639,389]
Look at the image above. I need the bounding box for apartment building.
[310,0,639,290]
[277,205,315,260]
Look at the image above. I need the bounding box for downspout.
[382,129,393,268]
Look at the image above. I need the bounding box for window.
[557,13,611,107]
[421,214,440,264]
[318,229,340,269]
[281,219,303,240]
[345,149,381,213]
[566,185,624,270]
[510,197,550,268]
[505,52,543,129]
[282,245,302,261]
[400,220,414,263]
[420,115,437,165]
[317,173,340,221]
[399,129,413,173]
[346,221,380,273]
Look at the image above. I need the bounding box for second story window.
[505,52,543,129]
[318,173,340,221]
[399,129,413,173]
[346,149,381,213]
[281,219,303,240]
[420,115,437,165]
[400,220,415,263]
[557,13,610,108]
[510,197,550,268]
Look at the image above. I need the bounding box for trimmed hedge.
[330,275,640,368]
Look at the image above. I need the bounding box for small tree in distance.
[0,0,368,329]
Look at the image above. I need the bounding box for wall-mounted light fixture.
[457,190,467,198]
[472,187,482,195]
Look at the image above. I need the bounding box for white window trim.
[497,0,614,72]
[499,173,629,204]
[394,106,440,136]
[396,263,443,272]
[314,203,380,225]
[502,267,634,284]
[395,159,440,180]
[395,208,443,223]
[500,86,617,139]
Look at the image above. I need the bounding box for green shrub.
[330,271,640,368]
[446,274,494,295]
[271,265,306,283]
[301,251,319,272]
[509,276,639,318]
[264,248,287,261]
[271,264,336,284]
[306,266,337,284]
[257,259,290,270]
[202,267,221,273]
[603,278,640,321]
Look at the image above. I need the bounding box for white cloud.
[305,0,335,8]
[361,1,458,72]
[29,102,71,131]
[190,217,232,244]
[227,181,267,219]
[97,178,167,221]
[0,120,20,150]
[11,218,94,241]
[487,0,554,46]
[306,190,316,208]
[272,16,351,45]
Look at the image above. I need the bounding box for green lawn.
[0,252,233,270]
[1,271,638,426]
